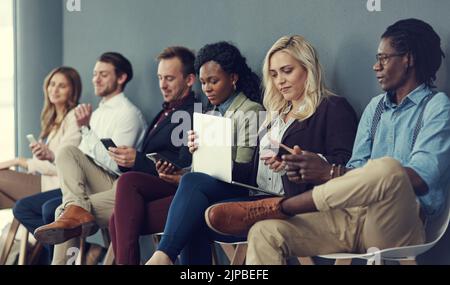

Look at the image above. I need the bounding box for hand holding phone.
[146,153,183,170]
[100,138,117,150]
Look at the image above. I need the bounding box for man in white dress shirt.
[34,52,147,264]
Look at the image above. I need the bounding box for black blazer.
[119,94,196,175]
[235,95,358,197]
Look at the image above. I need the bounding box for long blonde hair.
[262,35,334,123]
[40,67,82,139]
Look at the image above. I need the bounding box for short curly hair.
[194,41,261,103]
[382,18,445,87]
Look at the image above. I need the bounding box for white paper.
[193,113,233,183]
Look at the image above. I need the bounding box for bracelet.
[329,163,336,179]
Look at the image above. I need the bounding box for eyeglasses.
[375,53,406,65]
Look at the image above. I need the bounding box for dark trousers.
[109,172,177,265]
[12,189,62,265]
[158,172,266,264]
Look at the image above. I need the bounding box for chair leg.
[17,229,29,265]
[0,218,20,265]
[220,243,237,262]
[335,258,353,265]
[399,259,417,265]
[230,244,247,265]
[101,229,110,246]
[298,257,315,265]
[211,244,219,265]
[103,243,115,265]
[28,242,44,265]
[75,238,86,265]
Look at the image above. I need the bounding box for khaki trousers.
[247,157,426,265]
[52,145,118,265]
[0,169,41,209]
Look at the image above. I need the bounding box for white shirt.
[78,93,147,175]
[256,105,295,196]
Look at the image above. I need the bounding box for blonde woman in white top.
[0,66,82,209]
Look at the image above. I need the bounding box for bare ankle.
[146,250,173,265]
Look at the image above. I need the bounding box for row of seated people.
[0,18,449,265]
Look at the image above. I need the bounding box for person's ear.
[186,74,196,87]
[117,73,127,87]
[406,53,414,69]
[230,73,239,86]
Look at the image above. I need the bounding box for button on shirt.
[347,84,450,217]
[257,105,295,196]
[78,93,148,175]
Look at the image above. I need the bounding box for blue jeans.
[13,189,62,264]
[158,172,268,264]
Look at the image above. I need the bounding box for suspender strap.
[370,92,436,149]
[411,92,436,149]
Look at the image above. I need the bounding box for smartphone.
[146,152,183,170]
[100,138,117,150]
[26,134,37,144]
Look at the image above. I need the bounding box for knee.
[55,145,80,165]
[371,157,403,174]
[116,172,135,190]
[179,172,204,185]
[116,172,140,198]
[179,172,215,191]
[12,197,30,221]
[248,220,288,248]
[367,157,406,182]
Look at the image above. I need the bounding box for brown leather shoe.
[205,197,289,237]
[34,205,99,245]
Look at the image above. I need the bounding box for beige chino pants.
[247,157,425,265]
[52,145,117,265]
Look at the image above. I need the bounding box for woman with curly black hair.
[195,41,261,105]
[146,41,265,265]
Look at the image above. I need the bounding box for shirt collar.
[384,84,429,108]
[162,92,193,111]
[217,92,238,115]
[99,92,125,109]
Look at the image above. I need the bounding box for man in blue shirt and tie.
[205,18,450,264]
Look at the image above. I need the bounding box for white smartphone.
[26,134,37,144]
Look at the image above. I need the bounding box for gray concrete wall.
[15,0,62,157]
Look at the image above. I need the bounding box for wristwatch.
[80,125,90,135]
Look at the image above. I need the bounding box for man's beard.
[96,81,118,97]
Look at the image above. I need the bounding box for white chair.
[0,218,43,265]
[307,190,450,265]
[214,241,248,265]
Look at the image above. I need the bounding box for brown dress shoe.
[205,197,289,237]
[34,205,99,245]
